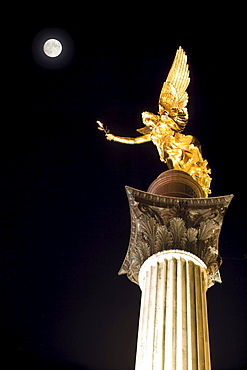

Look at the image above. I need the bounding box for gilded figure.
[97,47,211,196]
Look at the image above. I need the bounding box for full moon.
[43,39,62,58]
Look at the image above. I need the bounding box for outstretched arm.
[97,121,151,144]
[106,133,151,144]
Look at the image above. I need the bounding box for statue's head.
[142,111,159,127]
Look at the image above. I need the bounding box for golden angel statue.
[97,47,212,196]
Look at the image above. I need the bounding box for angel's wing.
[159,47,190,116]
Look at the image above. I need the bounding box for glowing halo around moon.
[32,28,74,69]
[43,39,62,58]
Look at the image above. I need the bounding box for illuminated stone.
[136,250,210,369]
[118,170,233,369]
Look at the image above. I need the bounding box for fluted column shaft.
[135,250,210,370]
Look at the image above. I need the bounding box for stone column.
[136,250,210,370]
[118,170,233,370]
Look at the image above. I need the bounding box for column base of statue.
[119,169,233,370]
[147,169,206,198]
[136,250,210,370]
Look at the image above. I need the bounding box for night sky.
[2,8,247,370]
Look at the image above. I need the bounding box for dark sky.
[2,8,247,370]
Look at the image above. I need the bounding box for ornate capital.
[119,186,233,288]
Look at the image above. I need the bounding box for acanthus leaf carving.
[198,219,218,241]
[119,186,233,288]
[128,213,223,287]
[139,216,158,256]
[155,224,173,252]
[169,218,187,249]
[128,241,150,284]
[186,227,198,254]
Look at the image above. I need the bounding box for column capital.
[119,184,233,288]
